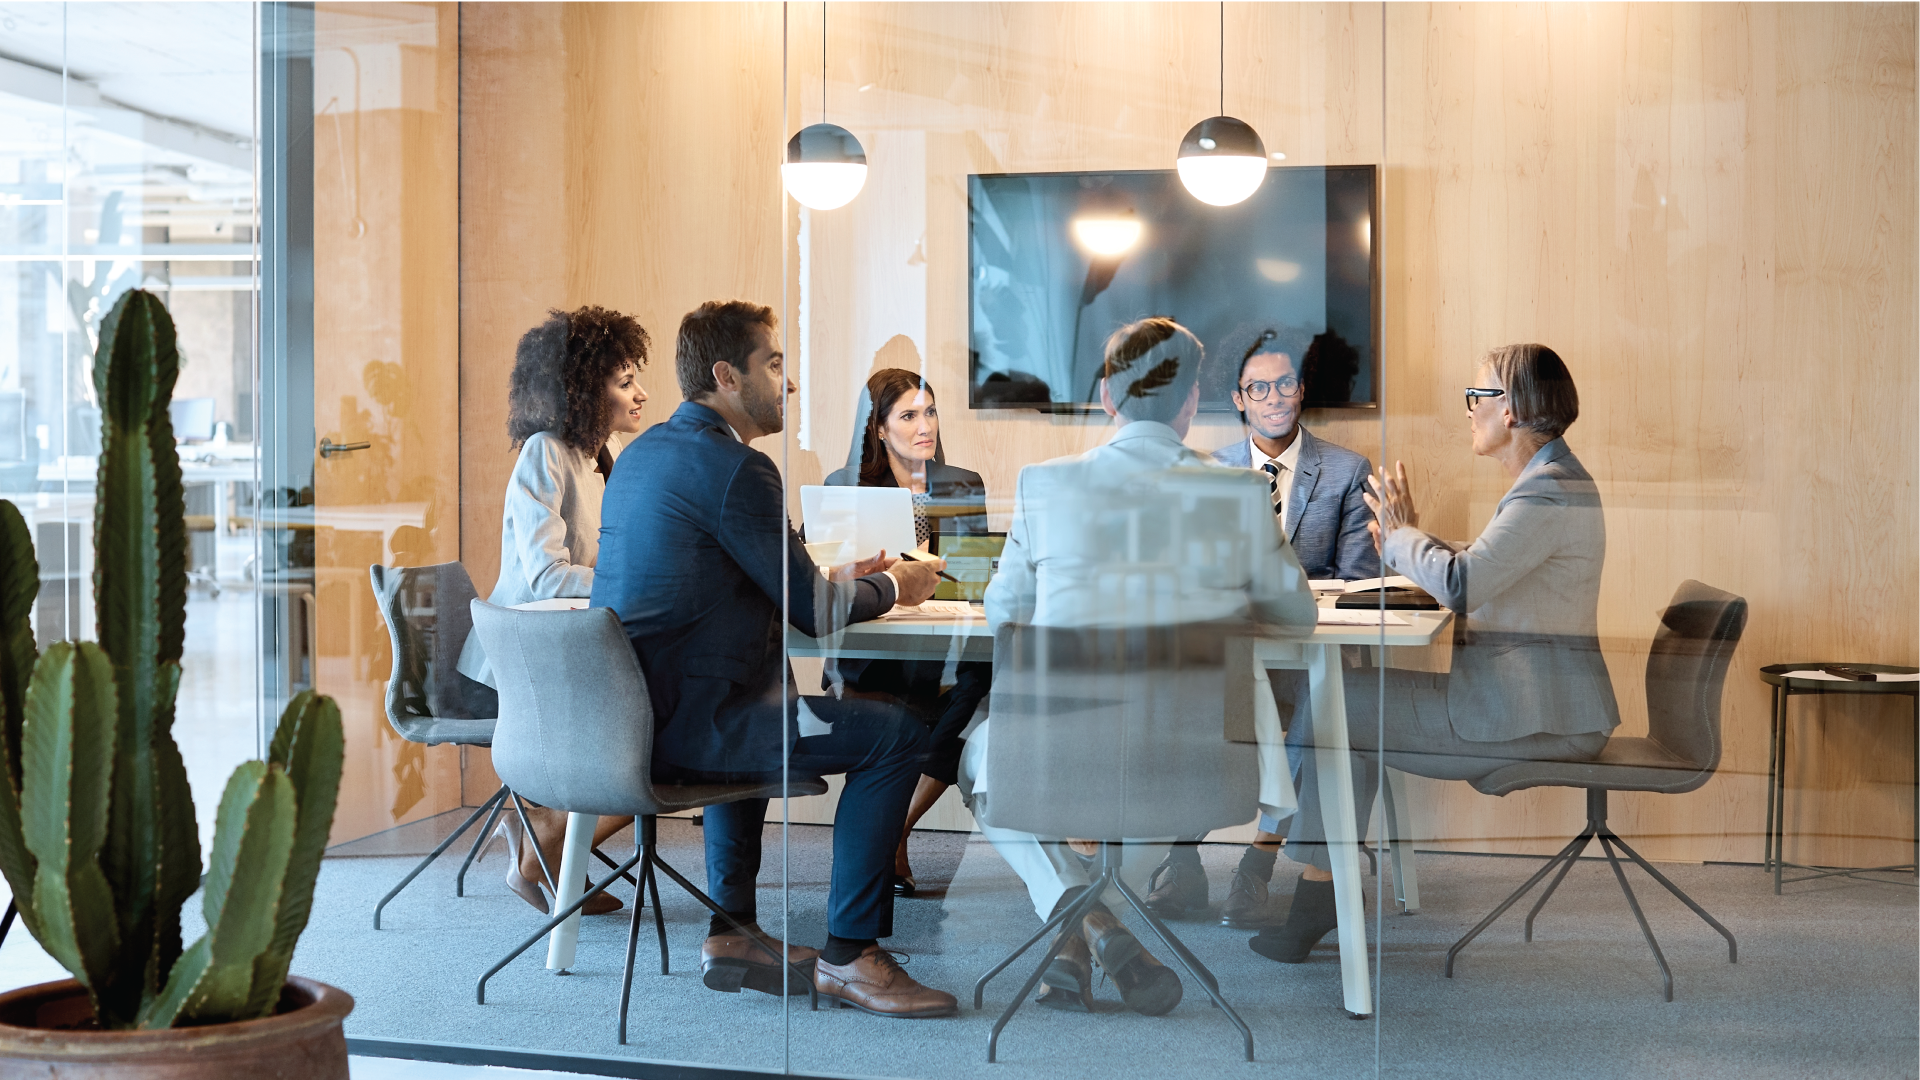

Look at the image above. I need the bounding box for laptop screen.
[929,532,1006,602]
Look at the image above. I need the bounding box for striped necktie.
[1261,460,1286,526]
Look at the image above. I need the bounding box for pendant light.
[782,2,867,211]
[1176,3,1267,207]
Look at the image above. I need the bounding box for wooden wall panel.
[456,3,1916,863]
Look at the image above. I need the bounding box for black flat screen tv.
[968,165,1376,412]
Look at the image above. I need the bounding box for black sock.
[709,910,755,938]
[821,935,875,965]
[1237,845,1278,882]
[1168,841,1204,868]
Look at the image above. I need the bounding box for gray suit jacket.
[1212,427,1380,581]
[1383,438,1620,742]
[986,421,1318,631]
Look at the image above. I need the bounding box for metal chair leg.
[454,787,510,897]
[984,874,1110,1064]
[972,897,1083,1009]
[375,790,509,930]
[511,793,559,894]
[618,843,653,1045]
[1447,829,1596,977]
[1603,829,1737,962]
[646,857,668,975]
[1522,830,1594,942]
[1598,834,1672,1002]
[1112,874,1254,1062]
[477,848,645,1004]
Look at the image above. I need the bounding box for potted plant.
[0,291,350,1079]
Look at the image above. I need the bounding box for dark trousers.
[1284,668,1608,872]
[701,695,926,940]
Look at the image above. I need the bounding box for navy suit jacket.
[591,402,897,777]
[1212,426,1380,581]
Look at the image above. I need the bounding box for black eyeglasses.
[1464,387,1505,412]
[1238,376,1302,402]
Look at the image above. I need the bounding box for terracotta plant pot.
[0,976,352,1079]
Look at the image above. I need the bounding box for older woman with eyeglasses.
[1252,343,1620,965]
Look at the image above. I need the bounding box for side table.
[1760,663,1919,894]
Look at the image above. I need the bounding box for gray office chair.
[1445,579,1749,1001]
[972,622,1260,1063]
[467,601,828,1044]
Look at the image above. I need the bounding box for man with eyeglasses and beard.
[1141,324,1380,931]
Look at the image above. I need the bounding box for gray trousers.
[1284,668,1608,872]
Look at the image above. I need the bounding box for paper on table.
[1316,608,1410,626]
[1780,669,1920,683]
[883,600,985,619]
[1341,575,1416,594]
[1309,579,1348,593]
[512,598,589,611]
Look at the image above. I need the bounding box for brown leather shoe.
[814,946,958,1018]
[1082,909,1182,1016]
[701,925,819,997]
[1035,928,1093,1012]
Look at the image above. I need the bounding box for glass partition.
[0,0,261,983]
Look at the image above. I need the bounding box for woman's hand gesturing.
[1362,461,1419,555]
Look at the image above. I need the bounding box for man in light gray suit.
[1147,326,1383,927]
[963,317,1317,1015]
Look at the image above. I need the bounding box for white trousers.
[958,720,1171,921]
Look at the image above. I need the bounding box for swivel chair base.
[476,815,819,1045]
[1444,788,1737,1002]
[973,842,1254,1064]
[374,785,638,929]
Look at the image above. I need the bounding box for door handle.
[318,437,371,459]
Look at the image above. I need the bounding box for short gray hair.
[1483,343,1579,442]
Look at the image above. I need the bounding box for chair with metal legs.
[972,621,1261,1063]
[1444,579,1748,1001]
[466,601,828,1044]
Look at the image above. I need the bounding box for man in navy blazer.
[592,300,958,1018]
[1147,326,1383,928]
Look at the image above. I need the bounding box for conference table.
[534,595,1451,1019]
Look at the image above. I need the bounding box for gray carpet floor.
[299,819,1919,1080]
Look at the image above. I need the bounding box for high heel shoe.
[496,819,551,914]
[497,817,625,916]
[1248,873,1338,963]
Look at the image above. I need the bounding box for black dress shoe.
[1083,909,1182,1016]
[1219,865,1276,928]
[888,872,917,898]
[1035,929,1093,1012]
[1249,874,1338,963]
[1143,850,1209,918]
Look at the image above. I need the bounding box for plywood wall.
[456,3,1917,865]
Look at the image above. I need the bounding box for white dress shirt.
[1249,431,1304,532]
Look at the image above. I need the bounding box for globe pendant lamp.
[783,3,867,211]
[1177,3,1267,207]
[783,123,867,211]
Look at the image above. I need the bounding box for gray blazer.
[1384,438,1620,742]
[1212,426,1380,581]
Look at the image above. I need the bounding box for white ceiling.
[0,2,255,141]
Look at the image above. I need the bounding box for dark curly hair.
[506,305,651,455]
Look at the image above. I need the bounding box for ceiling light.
[782,2,867,211]
[1177,3,1268,207]
[1071,215,1143,257]
[783,123,867,211]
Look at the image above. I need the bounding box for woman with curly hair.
[457,304,651,915]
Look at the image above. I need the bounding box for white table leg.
[545,812,593,971]
[1306,642,1373,1018]
[1251,658,1298,824]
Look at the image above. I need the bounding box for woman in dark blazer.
[824,368,989,896]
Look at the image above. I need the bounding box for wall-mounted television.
[968,165,1377,412]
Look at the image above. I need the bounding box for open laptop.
[799,485,916,566]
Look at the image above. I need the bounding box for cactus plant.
[0,290,343,1030]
